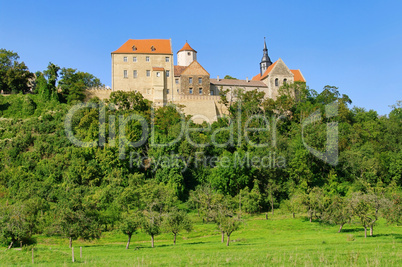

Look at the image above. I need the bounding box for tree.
[120,211,142,249]
[281,191,304,219]
[219,216,241,246]
[383,190,402,225]
[141,210,162,248]
[302,187,328,222]
[53,187,101,248]
[265,178,280,216]
[67,80,86,103]
[223,75,237,80]
[163,208,192,245]
[0,49,33,93]
[0,203,31,248]
[59,67,103,103]
[43,62,60,100]
[349,189,387,238]
[322,194,352,233]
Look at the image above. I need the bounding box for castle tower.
[177,41,197,66]
[260,37,272,75]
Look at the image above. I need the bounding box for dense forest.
[0,49,401,249]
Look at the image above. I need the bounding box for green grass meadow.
[1,213,401,266]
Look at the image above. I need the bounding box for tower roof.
[178,42,197,53]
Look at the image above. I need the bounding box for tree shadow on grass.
[340,228,364,233]
[0,102,10,112]
[373,233,402,239]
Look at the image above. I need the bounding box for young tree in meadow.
[214,195,234,243]
[141,210,162,248]
[303,187,328,222]
[0,203,31,249]
[265,178,280,216]
[321,195,352,233]
[349,190,387,238]
[163,208,192,245]
[120,211,142,249]
[54,187,101,248]
[382,188,402,225]
[219,216,241,246]
[281,191,305,219]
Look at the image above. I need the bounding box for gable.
[180,61,210,76]
[268,58,293,76]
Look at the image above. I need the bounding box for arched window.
[275,78,279,86]
[283,78,287,84]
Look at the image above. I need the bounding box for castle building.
[97,38,305,122]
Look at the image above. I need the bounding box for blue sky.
[1,0,401,115]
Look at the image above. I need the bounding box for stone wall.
[84,88,113,101]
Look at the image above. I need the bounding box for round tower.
[177,41,197,66]
[260,37,273,75]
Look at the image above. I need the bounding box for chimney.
[217,75,220,81]
[246,77,249,82]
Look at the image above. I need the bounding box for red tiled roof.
[210,79,267,87]
[152,67,165,71]
[112,39,172,54]
[174,65,187,77]
[252,61,278,81]
[178,42,196,52]
[290,69,306,82]
[252,61,306,83]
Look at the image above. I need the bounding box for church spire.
[260,37,272,75]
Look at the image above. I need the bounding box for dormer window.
[132,46,137,51]
[151,46,156,51]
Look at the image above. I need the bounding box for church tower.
[260,37,272,75]
[177,41,197,66]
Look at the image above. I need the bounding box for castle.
[86,38,305,122]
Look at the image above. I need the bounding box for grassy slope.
[0,213,401,266]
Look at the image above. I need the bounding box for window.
[167,89,170,94]
[133,70,137,78]
[175,79,179,84]
[189,77,193,84]
[187,52,191,56]
[165,57,170,62]
[156,72,160,77]
[189,88,193,94]
[199,88,202,95]
[177,89,179,93]
[133,57,137,62]
[210,89,214,95]
[198,77,202,84]
[283,78,287,84]
[166,70,170,77]
[146,56,150,62]
[123,70,128,78]
[275,78,279,86]
[132,45,137,51]
[151,46,156,51]
[146,70,150,77]
[123,57,127,62]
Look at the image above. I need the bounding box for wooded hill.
[0,48,401,249]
